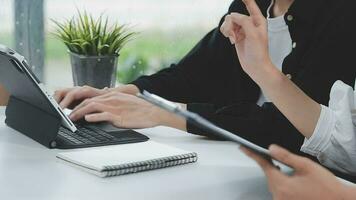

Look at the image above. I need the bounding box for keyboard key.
[58,125,118,145]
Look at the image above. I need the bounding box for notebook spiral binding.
[102,152,198,177]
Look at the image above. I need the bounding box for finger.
[85,112,118,126]
[59,88,81,109]
[72,91,118,112]
[269,145,310,171]
[240,146,276,172]
[221,14,245,44]
[221,14,247,45]
[60,86,102,109]
[229,13,256,36]
[221,15,236,44]
[240,146,286,182]
[242,0,264,25]
[233,25,242,36]
[234,26,244,43]
[229,27,240,44]
[69,102,111,121]
[54,88,72,102]
[229,32,236,44]
[220,16,230,37]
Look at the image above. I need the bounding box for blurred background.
[0,0,231,88]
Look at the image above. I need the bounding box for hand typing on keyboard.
[55,85,187,131]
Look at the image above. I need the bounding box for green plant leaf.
[51,10,136,57]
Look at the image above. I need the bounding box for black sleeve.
[131,0,259,104]
[292,7,356,105]
[131,28,232,103]
[186,102,306,154]
[131,0,307,153]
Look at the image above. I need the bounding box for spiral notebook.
[56,141,198,177]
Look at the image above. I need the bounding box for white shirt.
[301,80,356,175]
[257,0,293,106]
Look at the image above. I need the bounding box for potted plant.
[52,11,136,88]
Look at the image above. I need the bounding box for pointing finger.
[242,0,263,18]
[242,0,265,25]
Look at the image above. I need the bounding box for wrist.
[112,84,140,95]
[254,60,280,84]
[255,62,285,90]
[155,103,187,131]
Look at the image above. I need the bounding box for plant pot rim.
[68,51,119,58]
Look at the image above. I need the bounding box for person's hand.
[220,0,274,83]
[68,91,186,130]
[54,84,140,109]
[240,145,356,200]
[0,84,9,106]
[54,86,108,109]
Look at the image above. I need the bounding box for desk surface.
[0,107,272,200]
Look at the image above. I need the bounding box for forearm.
[111,84,188,131]
[255,62,321,138]
[111,84,140,95]
[156,103,187,131]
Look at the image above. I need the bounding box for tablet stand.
[5,96,60,148]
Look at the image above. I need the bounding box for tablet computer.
[138,90,293,170]
[0,44,149,149]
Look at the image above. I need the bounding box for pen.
[137,90,272,161]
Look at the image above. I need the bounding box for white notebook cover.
[56,141,197,177]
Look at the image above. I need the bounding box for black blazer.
[132,0,356,154]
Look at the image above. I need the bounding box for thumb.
[240,146,287,183]
[269,145,310,171]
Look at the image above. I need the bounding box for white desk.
[0,107,272,200]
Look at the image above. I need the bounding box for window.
[0,0,231,88]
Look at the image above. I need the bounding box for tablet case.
[5,96,60,148]
[5,95,150,149]
[0,45,149,149]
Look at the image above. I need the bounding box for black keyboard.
[58,124,116,145]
